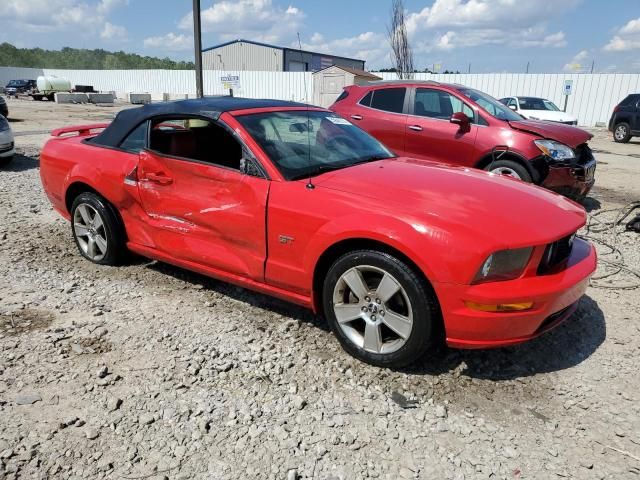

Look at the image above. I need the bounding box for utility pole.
[192,0,204,98]
[590,60,595,74]
[525,61,530,74]
[468,63,471,74]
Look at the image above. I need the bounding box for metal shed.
[313,65,381,108]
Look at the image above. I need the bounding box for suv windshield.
[458,88,522,121]
[236,110,394,180]
[519,97,560,111]
[6,80,25,87]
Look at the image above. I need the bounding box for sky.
[0,0,639,73]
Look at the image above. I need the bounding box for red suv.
[330,81,596,200]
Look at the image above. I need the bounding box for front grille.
[538,233,575,275]
[572,143,596,181]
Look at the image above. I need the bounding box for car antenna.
[297,32,315,190]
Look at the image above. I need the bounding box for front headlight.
[472,247,533,284]
[534,139,575,161]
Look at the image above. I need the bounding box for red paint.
[331,82,595,199]
[39,104,597,350]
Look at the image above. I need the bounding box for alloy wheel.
[615,125,627,141]
[490,166,522,179]
[332,265,413,354]
[73,203,108,262]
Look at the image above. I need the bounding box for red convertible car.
[40,98,597,367]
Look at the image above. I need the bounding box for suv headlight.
[534,139,575,161]
[472,247,533,284]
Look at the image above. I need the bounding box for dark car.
[0,96,7,119]
[330,81,596,201]
[4,79,37,97]
[609,94,640,143]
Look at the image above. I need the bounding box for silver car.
[0,115,15,166]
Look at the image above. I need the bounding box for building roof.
[314,65,381,79]
[91,97,312,147]
[203,39,364,63]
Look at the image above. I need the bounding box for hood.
[509,120,592,148]
[314,158,586,249]
[520,110,577,123]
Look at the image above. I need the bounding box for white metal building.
[202,39,366,72]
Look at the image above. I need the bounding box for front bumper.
[437,238,596,349]
[538,144,596,200]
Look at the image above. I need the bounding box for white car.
[499,96,578,125]
[0,115,15,166]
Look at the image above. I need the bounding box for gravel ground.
[1,99,639,480]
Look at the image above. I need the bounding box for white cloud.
[179,0,304,44]
[604,17,640,51]
[97,0,128,14]
[563,49,590,72]
[100,22,126,40]
[406,0,574,50]
[144,33,193,52]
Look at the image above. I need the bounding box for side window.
[149,117,243,171]
[507,98,518,109]
[414,88,474,122]
[370,88,406,114]
[359,91,373,107]
[119,121,148,153]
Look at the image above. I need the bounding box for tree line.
[0,43,195,70]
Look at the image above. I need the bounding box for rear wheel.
[71,192,125,265]
[323,249,439,368]
[613,122,631,143]
[486,159,532,182]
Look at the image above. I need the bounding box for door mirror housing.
[508,104,517,111]
[450,112,471,132]
[240,157,264,178]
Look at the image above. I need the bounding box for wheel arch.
[65,181,127,241]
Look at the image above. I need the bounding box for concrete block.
[87,93,114,104]
[55,93,88,104]
[129,93,152,104]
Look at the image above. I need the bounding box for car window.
[236,110,394,181]
[519,97,559,111]
[149,117,243,171]
[370,88,406,114]
[119,121,148,153]
[359,91,373,107]
[414,88,474,122]
[507,98,518,109]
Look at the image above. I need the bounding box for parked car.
[3,79,37,96]
[608,93,640,143]
[0,115,15,166]
[499,96,578,125]
[330,81,596,201]
[39,98,596,367]
[0,96,7,119]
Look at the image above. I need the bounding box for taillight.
[613,105,621,112]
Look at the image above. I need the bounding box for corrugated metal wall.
[202,42,283,71]
[377,72,640,126]
[0,67,312,103]
[1,66,638,126]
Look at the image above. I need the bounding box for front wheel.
[71,192,126,265]
[613,122,631,143]
[485,159,532,183]
[323,250,439,368]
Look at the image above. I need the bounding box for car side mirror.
[450,112,471,132]
[508,104,517,111]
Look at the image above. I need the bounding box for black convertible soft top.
[92,97,310,147]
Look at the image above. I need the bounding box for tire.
[0,155,13,167]
[322,249,439,368]
[613,122,631,143]
[485,159,532,183]
[70,192,126,266]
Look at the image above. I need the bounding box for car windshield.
[6,80,24,87]
[458,88,523,121]
[236,110,394,180]
[519,97,560,111]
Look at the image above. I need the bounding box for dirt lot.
[1,99,639,480]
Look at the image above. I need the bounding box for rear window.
[369,88,406,114]
[620,94,640,106]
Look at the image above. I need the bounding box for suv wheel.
[613,122,631,143]
[486,159,532,182]
[322,250,439,368]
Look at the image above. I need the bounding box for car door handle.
[144,172,173,185]
[408,125,423,131]
[351,114,363,121]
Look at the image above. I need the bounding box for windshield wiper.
[290,155,391,181]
